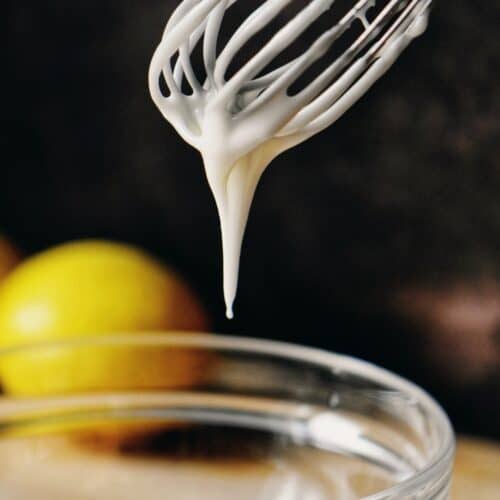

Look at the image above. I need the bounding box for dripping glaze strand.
[149,0,431,318]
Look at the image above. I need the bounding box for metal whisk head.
[149,0,432,318]
[149,0,432,152]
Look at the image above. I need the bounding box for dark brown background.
[3,2,500,438]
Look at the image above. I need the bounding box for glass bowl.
[0,333,454,499]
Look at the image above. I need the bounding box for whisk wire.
[215,0,336,105]
[276,0,406,134]
[239,0,392,118]
[214,0,293,87]
[297,0,430,136]
[150,0,432,147]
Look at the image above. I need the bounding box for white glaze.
[149,0,431,318]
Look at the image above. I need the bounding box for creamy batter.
[149,0,429,318]
[0,435,397,500]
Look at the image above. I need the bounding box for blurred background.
[3,0,499,442]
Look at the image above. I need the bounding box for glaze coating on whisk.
[149,0,432,318]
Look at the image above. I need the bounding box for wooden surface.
[452,437,500,499]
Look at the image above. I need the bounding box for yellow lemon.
[0,240,211,396]
[0,236,20,280]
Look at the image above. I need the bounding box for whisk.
[149,0,432,318]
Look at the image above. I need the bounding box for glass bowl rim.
[0,332,455,499]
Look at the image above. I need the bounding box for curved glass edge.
[0,332,455,499]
